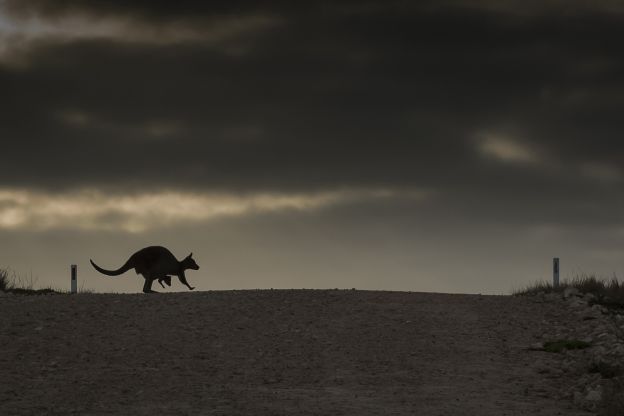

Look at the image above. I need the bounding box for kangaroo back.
[90,246,176,277]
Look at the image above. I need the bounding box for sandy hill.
[0,290,603,415]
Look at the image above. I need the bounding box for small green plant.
[542,339,590,353]
[78,280,94,294]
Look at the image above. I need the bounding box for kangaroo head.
[182,253,200,270]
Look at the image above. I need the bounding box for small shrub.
[514,280,558,296]
[574,275,607,295]
[542,339,591,353]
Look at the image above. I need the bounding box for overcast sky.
[1,0,624,293]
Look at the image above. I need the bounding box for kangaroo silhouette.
[90,246,199,293]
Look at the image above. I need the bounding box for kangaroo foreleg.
[177,274,195,291]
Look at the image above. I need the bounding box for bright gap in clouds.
[0,188,429,233]
[0,7,277,43]
[478,133,539,164]
[0,4,280,64]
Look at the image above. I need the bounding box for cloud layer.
[0,187,428,232]
[2,1,624,294]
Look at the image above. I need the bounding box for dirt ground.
[0,290,593,415]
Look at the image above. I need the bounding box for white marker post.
[553,258,559,289]
[71,264,77,294]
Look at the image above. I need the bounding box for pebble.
[591,304,606,314]
[591,345,607,358]
[585,388,602,402]
[567,298,586,309]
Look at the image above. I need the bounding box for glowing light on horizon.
[0,5,280,64]
[0,188,429,233]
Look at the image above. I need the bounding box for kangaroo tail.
[90,258,133,277]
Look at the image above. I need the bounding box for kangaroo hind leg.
[142,275,158,294]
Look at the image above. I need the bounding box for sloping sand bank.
[0,290,592,415]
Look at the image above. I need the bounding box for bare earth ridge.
[0,290,594,415]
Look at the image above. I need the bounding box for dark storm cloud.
[2,0,624,226]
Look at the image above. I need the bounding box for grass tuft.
[0,268,9,292]
[0,267,66,295]
[0,268,38,291]
[1,267,96,295]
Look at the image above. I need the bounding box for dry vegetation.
[515,274,624,309]
[516,275,624,416]
[0,268,63,295]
